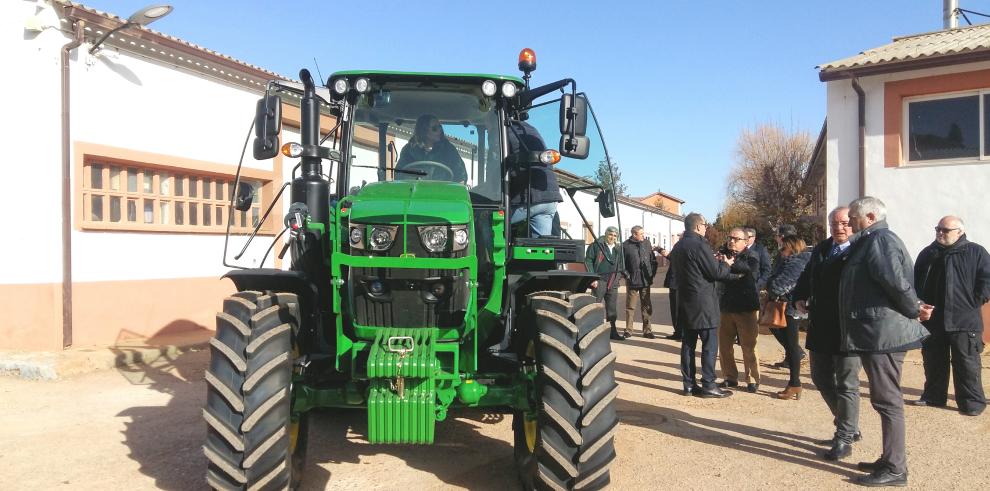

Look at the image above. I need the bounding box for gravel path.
[1,289,988,490]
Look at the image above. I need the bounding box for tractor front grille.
[349,267,469,328]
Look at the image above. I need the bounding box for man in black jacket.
[661,247,682,340]
[623,226,658,338]
[670,213,734,398]
[912,215,990,417]
[716,227,762,393]
[587,226,625,341]
[794,207,862,462]
[745,227,772,292]
[841,197,931,487]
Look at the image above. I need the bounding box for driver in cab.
[395,114,468,183]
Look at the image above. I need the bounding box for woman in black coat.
[766,235,811,400]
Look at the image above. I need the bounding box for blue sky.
[84,0,966,219]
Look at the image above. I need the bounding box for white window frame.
[902,89,988,165]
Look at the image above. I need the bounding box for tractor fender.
[221,268,324,344]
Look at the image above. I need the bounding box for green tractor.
[205,49,623,490]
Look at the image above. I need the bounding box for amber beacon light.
[518,48,537,73]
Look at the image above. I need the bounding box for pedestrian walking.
[622,225,658,338]
[586,226,626,341]
[670,213,734,398]
[841,196,930,487]
[794,207,862,461]
[912,215,990,416]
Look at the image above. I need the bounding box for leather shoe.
[854,468,907,487]
[746,383,759,393]
[856,459,886,472]
[823,442,852,461]
[960,407,984,416]
[910,399,945,407]
[643,331,656,339]
[718,379,738,388]
[664,334,682,340]
[683,385,702,396]
[610,332,625,341]
[695,387,732,399]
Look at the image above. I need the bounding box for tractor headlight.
[354,77,370,93]
[452,225,469,251]
[418,225,448,253]
[501,81,517,98]
[368,225,397,251]
[332,78,349,95]
[481,80,497,97]
[349,225,365,249]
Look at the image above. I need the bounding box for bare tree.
[725,123,814,240]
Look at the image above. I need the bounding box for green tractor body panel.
[366,328,438,444]
[348,181,473,225]
[331,69,524,85]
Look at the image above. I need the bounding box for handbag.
[758,299,788,330]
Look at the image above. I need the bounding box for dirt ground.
[2,289,989,490]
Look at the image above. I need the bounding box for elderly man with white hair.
[912,215,990,417]
[839,196,931,487]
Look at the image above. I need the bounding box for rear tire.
[513,291,619,490]
[204,291,307,490]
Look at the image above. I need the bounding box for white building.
[818,20,990,341]
[1,0,683,352]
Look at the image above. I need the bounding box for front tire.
[513,291,619,490]
[203,291,306,490]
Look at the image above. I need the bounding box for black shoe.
[644,331,656,339]
[857,459,886,473]
[746,383,759,393]
[823,442,852,461]
[622,330,632,339]
[909,399,945,407]
[717,379,738,388]
[683,384,702,396]
[855,468,907,487]
[960,407,984,416]
[695,387,732,399]
[610,332,624,341]
[664,334,682,340]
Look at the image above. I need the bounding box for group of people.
[584,196,989,488]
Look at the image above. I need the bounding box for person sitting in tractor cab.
[396,114,468,183]
[507,119,563,237]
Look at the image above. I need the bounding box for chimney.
[944,0,959,29]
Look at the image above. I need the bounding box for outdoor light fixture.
[89,4,174,54]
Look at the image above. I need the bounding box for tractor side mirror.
[233,182,254,211]
[559,93,588,137]
[253,95,282,160]
[596,189,616,218]
[559,134,590,159]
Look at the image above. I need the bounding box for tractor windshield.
[347,81,502,204]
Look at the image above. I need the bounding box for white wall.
[825,60,990,258]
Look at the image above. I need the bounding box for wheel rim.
[289,417,300,453]
[524,340,538,453]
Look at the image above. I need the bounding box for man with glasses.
[912,216,990,417]
[794,207,862,461]
[670,213,734,398]
[840,196,930,487]
[715,227,762,393]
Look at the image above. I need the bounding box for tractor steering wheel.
[402,161,454,181]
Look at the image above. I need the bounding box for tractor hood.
[347,181,472,225]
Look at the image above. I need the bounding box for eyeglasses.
[935,227,960,234]
[830,221,850,228]
[728,236,746,242]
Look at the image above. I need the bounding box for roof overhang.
[819,50,990,81]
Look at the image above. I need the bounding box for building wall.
[825,60,990,258]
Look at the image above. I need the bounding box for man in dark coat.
[716,227,762,393]
[794,207,862,462]
[587,226,625,341]
[670,213,734,398]
[745,227,772,292]
[506,120,563,237]
[912,215,990,416]
[840,197,930,487]
[661,247,681,340]
[622,225,658,338]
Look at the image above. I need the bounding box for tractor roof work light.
[518,48,536,73]
[89,4,173,54]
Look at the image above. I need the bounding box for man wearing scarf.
[913,216,990,417]
[586,226,625,340]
